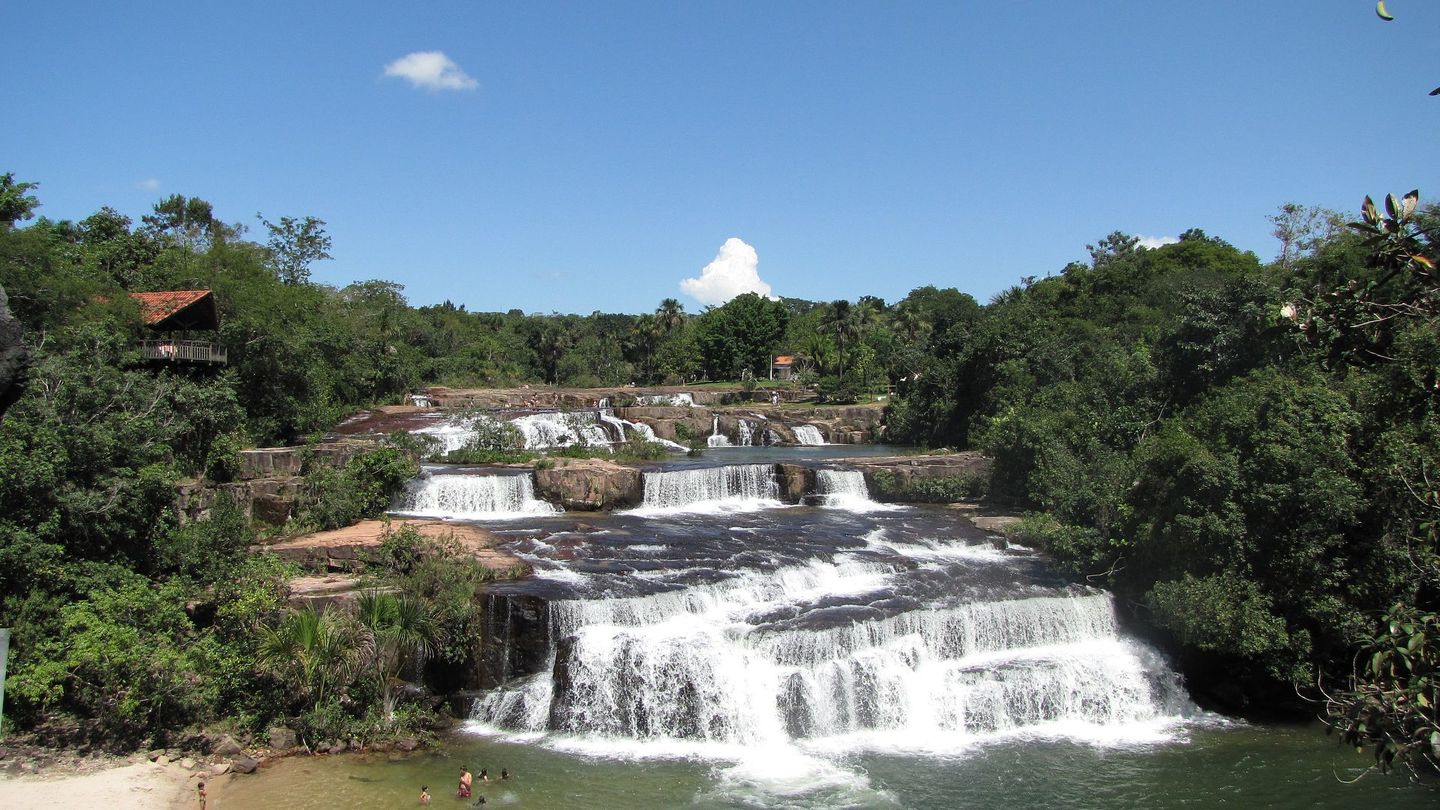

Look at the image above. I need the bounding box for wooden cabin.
[130,290,228,365]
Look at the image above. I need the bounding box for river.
[221,453,1438,808]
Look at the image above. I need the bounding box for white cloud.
[135,178,160,191]
[1136,234,1179,249]
[680,237,776,306]
[382,51,478,91]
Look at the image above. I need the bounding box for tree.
[258,214,333,285]
[357,591,436,723]
[257,605,366,713]
[0,173,40,229]
[1269,202,1344,270]
[655,298,686,333]
[142,194,238,250]
[692,293,788,380]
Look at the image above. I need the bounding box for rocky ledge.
[258,519,527,575]
[533,457,644,511]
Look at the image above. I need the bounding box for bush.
[294,447,416,532]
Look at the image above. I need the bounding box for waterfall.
[626,420,690,452]
[597,406,630,443]
[639,393,695,407]
[813,469,897,513]
[512,412,612,449]
[392,472,559,518]
[631,464,781,513]
[792,425,826,445]
[708,415,732,448]
[470,558,1188,749]
[737,419,754,447]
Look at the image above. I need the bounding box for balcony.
[139,339,228,365]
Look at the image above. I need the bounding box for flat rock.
[263,519,526,577]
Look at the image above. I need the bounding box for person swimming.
[420,785,431,805]
[500,768,510,781]
[478,768,489,782]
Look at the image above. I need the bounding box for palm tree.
[655,298,686,334]
[821,300,857,378]
[258,605,366,712]
[358,591,437,723]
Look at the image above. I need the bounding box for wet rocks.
[533,458,643,511]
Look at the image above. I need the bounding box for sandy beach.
[0,759,195,810]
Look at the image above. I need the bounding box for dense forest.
[1,172,1436,773]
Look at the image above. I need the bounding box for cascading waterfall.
[736,419,754,447]
[792,425,826,446]
[471,557,1188,750]
[708,415,732,448]
[513,412,612,449]
[639,393,695,406]
[632,464,781,513]
[814,469,897,513]
[392,471,558,518]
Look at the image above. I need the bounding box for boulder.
[231,756,259,774]
[210,762,232,776]
[394,738,420,752]
[210,735,244,757]
[267,726,297,751]
[775,464,810,503]
[533,458,643,511]
[179,757,196,770]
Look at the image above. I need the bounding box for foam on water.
[793,425,826,445]
[390,472,559,519]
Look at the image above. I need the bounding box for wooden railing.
[139,339,228,364]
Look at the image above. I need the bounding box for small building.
[770,355,795,381]
[130,290,228,365]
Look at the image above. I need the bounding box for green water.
[215,724,1437,809]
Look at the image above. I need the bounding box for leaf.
[1402,190,1419,217]
[1377,0,1395,21]
[1431,87,1440,96]
[1362,196,1380,225]
[1386,193,1400,220]
[1413,255,1435,270]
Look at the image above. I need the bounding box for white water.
[512,412,611,449]
[814,469,902,513]
[471,559,1188,754]
[591,398,688,452]
[391,472,559,519]
[638,393,695,407]
[628,464,782,515]
[793,425,826,445]
[708,415,732,448]
[737,419,754,447]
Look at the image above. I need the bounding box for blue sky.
[4,2,1436,314]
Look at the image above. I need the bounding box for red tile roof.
[772,355,795,366]
[129,290,214,326]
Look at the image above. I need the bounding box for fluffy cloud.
[680,237,775,306]
[1136,234,1179,249]
[135,178,160,191]
[383,51,478,91]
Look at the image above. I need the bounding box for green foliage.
[293,447,416,532]
[693,293,789,380]
[869,470,987,504]
[1148,573,1292,668]
[1326,603,1439,775]
[11,578,215,744]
